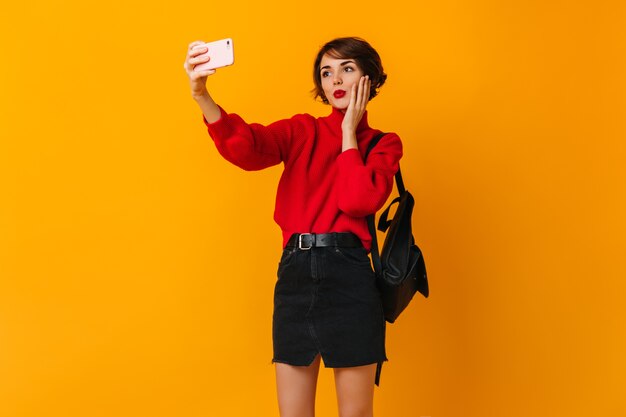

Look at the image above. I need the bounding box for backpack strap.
[377,196,401,232]
[365,133,406,273]
[364,132,386,160]
[394,167,406,195]
[365,133,388,279]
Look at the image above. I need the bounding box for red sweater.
[203,106,403,252]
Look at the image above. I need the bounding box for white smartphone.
[193,38,235,71]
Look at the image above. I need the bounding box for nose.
[333,74,343,86]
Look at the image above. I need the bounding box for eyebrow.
[320,60,356,72]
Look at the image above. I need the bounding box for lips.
[333,90,346,99]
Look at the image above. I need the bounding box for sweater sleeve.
[335,133,403,217]
[203,106,297,171]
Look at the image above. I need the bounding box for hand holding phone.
[192,38,235,72]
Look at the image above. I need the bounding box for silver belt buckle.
[298,233,313,250]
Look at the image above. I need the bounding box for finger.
[188,41,206,50]
[356,76,366,109]
[349,83,357,110]
[190,54,210,65]
[361,76,371,107]
[189,46,208,58]
[354,77,361,103]
[360,76,370,107]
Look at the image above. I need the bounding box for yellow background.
[1,0,625,416]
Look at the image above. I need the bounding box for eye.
[344,66,354,72]
[321,70,331,77]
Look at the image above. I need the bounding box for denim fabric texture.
[272,234,388,369]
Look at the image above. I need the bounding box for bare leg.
[274,354,322,417]
[333,363,377,417]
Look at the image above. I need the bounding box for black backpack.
[365,133,429,323]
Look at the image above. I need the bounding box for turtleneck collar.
[326,106,371,133]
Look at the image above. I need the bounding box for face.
[319,53,365,110]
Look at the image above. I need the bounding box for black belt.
[286,233,362,251]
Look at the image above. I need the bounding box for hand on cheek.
[342,75,370,135]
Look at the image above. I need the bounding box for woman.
[183,37,402,417]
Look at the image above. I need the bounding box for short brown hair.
[312,37,387,104]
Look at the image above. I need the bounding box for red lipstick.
[333,90,346,99]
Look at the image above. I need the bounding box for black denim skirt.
[271,233,388,384]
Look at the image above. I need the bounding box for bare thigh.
[333,363,377,417]
[274,354,322,417]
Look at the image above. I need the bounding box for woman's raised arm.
[183,41,222,123]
